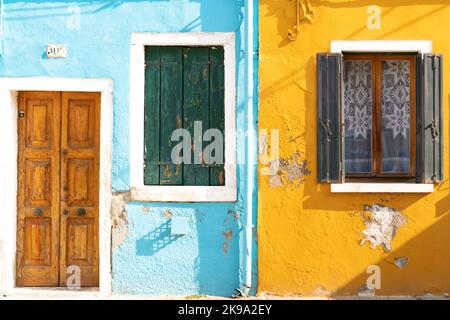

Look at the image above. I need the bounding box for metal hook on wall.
[288,0,301,41]
[288,0,314,41]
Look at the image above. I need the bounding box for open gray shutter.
[417,54,443,183]
[317,53,344,183]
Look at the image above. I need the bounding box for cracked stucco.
[360,204,407,252]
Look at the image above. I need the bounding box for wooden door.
[59,92,100,287]
[16,92,61,287]
[16,91,100,287]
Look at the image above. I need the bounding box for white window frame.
[129,32,237,202]
[330,40,434,193]
[0,77,113,298]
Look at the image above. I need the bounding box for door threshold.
[2,287,101,299]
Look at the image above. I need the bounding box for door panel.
[59,92,100,287]
[16,92,61,287]
[16,91,100,288]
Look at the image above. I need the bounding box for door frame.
[0,78,113,297]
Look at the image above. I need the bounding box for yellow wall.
[258,0,450,297]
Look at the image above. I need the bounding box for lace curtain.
[344,59,411,174]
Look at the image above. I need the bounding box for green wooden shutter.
[317,53,344,183]
[209,47,226,185]
[417,54,443,183]
[144,46,225,186]
[144,46,161,185]
[183,47,211,185]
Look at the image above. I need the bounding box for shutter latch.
[320,120,332,142]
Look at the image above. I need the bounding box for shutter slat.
[317,53,344,183]
[183,47,211,185]
[420,54,443,183]
[209,47,226,186]
[159,47,183,185]
[144,46,161,185]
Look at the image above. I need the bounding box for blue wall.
[1,0,257,296]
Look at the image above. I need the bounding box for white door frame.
[0,77,113,297]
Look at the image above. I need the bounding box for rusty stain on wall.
[163,210,173,219]
[141,206,151,214]
[111,192,130,250]
[269,152,311,188]
[222,229,233,253]
[360,204,407,252]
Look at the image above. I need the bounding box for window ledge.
[331,183,434,193]
[130,186,237,202]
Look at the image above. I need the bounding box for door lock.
[34,208,43,217]
[77,208,87,216]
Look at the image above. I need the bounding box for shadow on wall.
[128,203,241,296]
[333,212,450,297]
[136,220,181,256]
[4,0,244,33]
[261,0,450,47]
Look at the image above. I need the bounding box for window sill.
[130,186,237,202]
[330,183,434,193]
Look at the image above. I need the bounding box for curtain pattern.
[381,60,411,173]
[344,60,373,173]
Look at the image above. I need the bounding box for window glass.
[381,60,411,173]
[344,60,373,174]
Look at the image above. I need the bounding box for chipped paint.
[395,257,409,269]
[163,210,173,219]
[111,192,130,250]
[269,153,311,188]
[223,229,233,253]
[358,284,375,297]
[360,204,407,252]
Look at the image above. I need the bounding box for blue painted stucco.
[1,0,258,296]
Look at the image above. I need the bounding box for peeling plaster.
[395,257,409,268]
[358,284,375,297]
[360,204,407,252]
[111,192,130,250]
[269,153,311,188]
[313,286,333,297]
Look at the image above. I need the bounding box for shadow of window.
[136,220,181,256]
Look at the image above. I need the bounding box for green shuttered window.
[144,46,225,186]
[317,52,443,184]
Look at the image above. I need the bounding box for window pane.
[381,60,411,174]
[344,60,373,174]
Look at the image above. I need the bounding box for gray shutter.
[417,54,443,183]
[317,53,344,183]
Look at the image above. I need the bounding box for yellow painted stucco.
[258,0,450,297]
